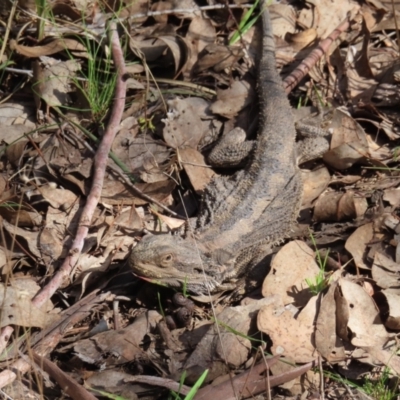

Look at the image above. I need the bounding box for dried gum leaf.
[314,191,367,222]
[10,38,87,57]
[314,280,346,362]
[0,279,57,329]
[335,278,388,348]
[345,223,374,270]
[262,240,319,307]
[258,298,316,363]
[180,148,215,194]
[372,251,400,289]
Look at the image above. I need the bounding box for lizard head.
[129,234,220,295]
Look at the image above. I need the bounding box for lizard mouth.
[130,261,187,287]
[131,264,219,295]
[132,272,170,288]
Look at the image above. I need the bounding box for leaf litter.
[0,0,399,399]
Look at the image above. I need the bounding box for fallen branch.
[0,20,126,388]
[32,21,127,308]
[283,16,351,94]
[32,351,98,400]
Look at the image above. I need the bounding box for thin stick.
[32,21,126,308]
[283,17,351,94]
[0,21,126,387]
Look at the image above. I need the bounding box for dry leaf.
[39,227,65,268]
[163,97,218,149]
[131,34,188,75]
[152,209,185,230]
[193,44,244,74]
[0,279,57,329]
[185,16,216,71]
[74,311,162,366]
[262,240,320,307]
[345,223,374,270]
[301,166,330,207]
[335,278,389,347]
[32,58,81,109]
[10,38,87,57]
[38,184,78,209]
[180,148,215,194]
[323,110,369,170]
[2,219,41,257]
[374,290,400,330]
[314,279,346,362]
[186,297,278,382]
[211,80,254,119]
[101,179,176,206]
[297,0,359,38]
[383,188,400,207]
[314,191,368,222]
[258,298,316,363]
[372,251,400,289]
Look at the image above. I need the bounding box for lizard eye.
[161,254,173,266]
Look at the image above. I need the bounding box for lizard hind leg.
[295,106,332,164]
[207,127,255,168]
[296,136,330,164]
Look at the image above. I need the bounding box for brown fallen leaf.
[313,191,368,222]
[0,207,42,227]
[372,250,400,290]
[185,16,216,71]
[297,0,359,40]
[73,311,162,367]
[10,38,87,57]
[1,219,41,257]
[130,34,188,76]
[301,166,330,208]
[374,290,400,330]
[269,4,297,38]
[344,223,375,270]
[180,147,215,194]
[5,138,30,167]
[32,58,81,110]
[0,279,57,329]
[86,369,157,399]
[322,109,369,170]
[363,345,400,376]
[262,240,320,307]
[184,297,279,383]
[100,179,176,206]
[152,208,185,230]
[111,132,171,184]
[269,356,320,395]
[383,188,400,207]
[39,227,65,269]
[38,184,78,210]
[163,97,219,149]
[286,28,318,51]
[258,297,316,363]
[0,122,36,144]
[193,44,244,74]
[211,80,255,119]
[195,357,317,400]
[335,278,389,348]
[314,278,346,362]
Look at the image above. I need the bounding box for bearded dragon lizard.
[129,1,302,297]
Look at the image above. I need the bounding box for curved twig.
[0,21,126,388]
